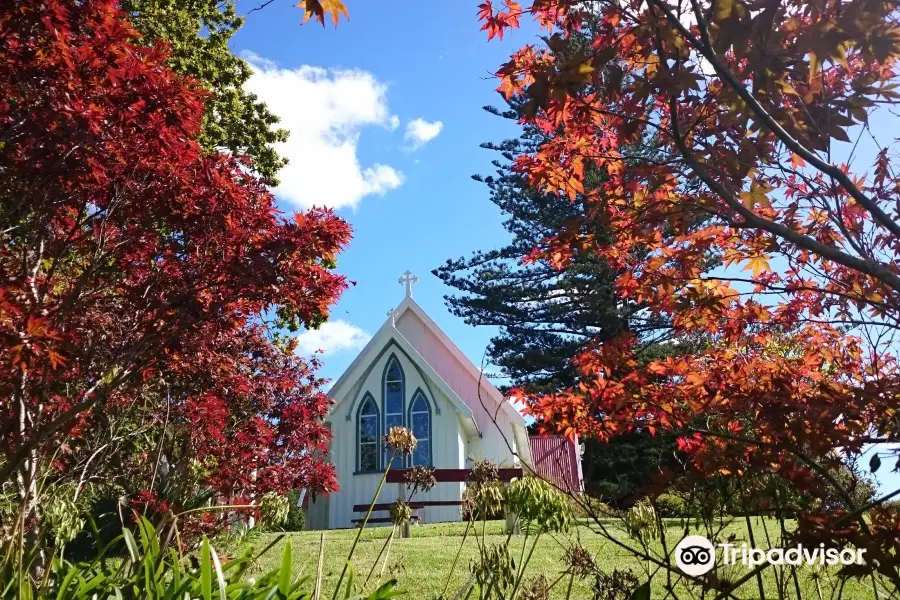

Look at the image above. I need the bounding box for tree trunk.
[17,456,46,576]
[14,370,46,577]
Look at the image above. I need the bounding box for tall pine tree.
[434,27,712,503]
[435,101,685,502]
[436,103,676,395]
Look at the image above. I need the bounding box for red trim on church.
[385,468,523,484]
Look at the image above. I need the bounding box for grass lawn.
[239,518,879,599]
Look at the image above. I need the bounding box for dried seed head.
[517,574,551,600]
[467,459,499,486]
[384,426,417,456]
[564,543,596,578]
[461,493,477,520]
[465,480,506,519]
[593,568,640,600]
[464,459,504,519]
[405,465,437,494]
[389,500,411,526]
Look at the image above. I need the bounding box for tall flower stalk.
[332,426,416,599]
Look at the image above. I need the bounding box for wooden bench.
[351,515,420,526]
[350,500,463,527]
[350,502,439,527]
[352,501,464,512]
[354,468,524,536]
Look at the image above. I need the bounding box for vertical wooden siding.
[528,435,584,493]
[326,348,464,528]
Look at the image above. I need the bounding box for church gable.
[325,271,531,479]
[343,348,438,471]
[393,297,525,431]
[327,327,478,438]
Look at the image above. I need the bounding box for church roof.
[326,272,526,434]
[327,317,480,436]
[391,295,525,427]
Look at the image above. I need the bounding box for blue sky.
[233,2,537,382]
[231,1,899,495]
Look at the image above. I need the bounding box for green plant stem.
[815,575,825,600]
[15,509,25,595]
[365,526,394,587]
[510,528,542,598]
[331,453,394,600]
[503,515,519,546]
[256,533,286,562]
[564,572,575,600]
[173,520,184,558]
[517,528,530,577]
[314,532,326,600]
[745,514,766,600]
[546,571,568,591]
[442,518,473,599]
[482,578,495,600]
[379,528,396,580]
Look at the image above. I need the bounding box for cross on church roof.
[398,270,418,298]
[386,307,398,325]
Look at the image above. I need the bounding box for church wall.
[325,345,465,528]
[396,312,522,469]
[304,421,331,530]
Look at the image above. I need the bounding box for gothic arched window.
[408,390,432,467]
[382,355,405,463]
[357,393,379,471]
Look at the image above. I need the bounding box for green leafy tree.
[122,0,288,181]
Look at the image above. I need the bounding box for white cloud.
[240,50,276,71]
[404,118,443,149]
[388,115,401,131]
[294,320,371,356]
[242,53,404,210]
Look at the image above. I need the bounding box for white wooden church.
[305,272,536,529]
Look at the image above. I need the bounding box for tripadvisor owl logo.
[673,534,868,577]
[674,535,716,576]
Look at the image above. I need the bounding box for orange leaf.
[26,315,45,336]
[47,349,67,370]
[742,255,772,277]
[686,372,705,386]
[296,0,349,27]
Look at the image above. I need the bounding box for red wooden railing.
[384,467,523,484]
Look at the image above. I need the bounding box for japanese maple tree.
[480,0,900,589]
[0,0,349,548]
[56,323,338,543]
